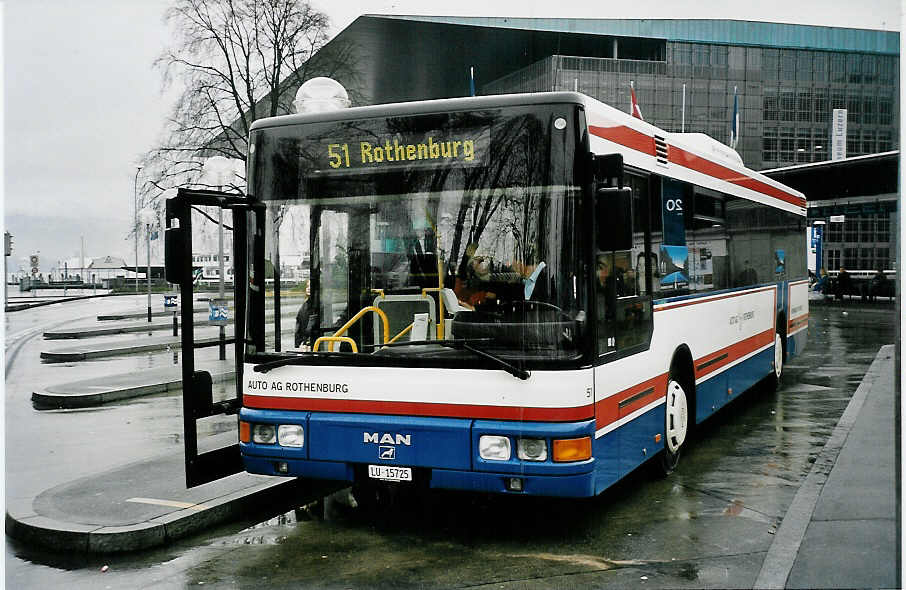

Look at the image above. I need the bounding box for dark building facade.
[317,16,898,171]
[764,151,898,274]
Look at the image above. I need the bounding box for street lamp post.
[202,156,236,361]
[139,209,156,323]
[133,165,142,296]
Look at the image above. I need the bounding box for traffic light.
[4,232,11,257]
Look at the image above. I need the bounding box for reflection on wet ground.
[6,303,897,588]
[183,304,894,589]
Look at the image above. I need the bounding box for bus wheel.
[659,378,689,476]
[768,331,784,390]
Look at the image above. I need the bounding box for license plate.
[367,464,412,482]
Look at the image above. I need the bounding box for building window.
[876,248,890,269]
[763,128,778,161]
[878,131,892,152]
[846,54,862,83]
[860,248,874,269]
[779,127,795,162]
[847,131,860,157]
[862,130,875,155]
[843,247,858,269]
[846,95,861,124]
[763,49,779,79]
[844,218,859,242]
[813,89,828,123]
[827,249,841,270]
[797,91,812,122]
[763,90,778,121]
[781,91,796,121]
[877,216,890,242]
[781,50,797,81]
[796,129,811,162]
[878,95,893,125]
[860,217,874,242]
[830,53,846,83]
[827,222,843,242]
[862,95,876,125]
[797,51,813,81]
[813,51,828,82]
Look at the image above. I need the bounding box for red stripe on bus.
[243,395,594,422]
[655,286,776,312]
[788,314,809,332]
[668,145,805,208]
[595,373,668,430]
[695,328,775,379]
[589,124,655,156]
[588,125,805,209]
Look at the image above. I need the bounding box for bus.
[165,87,808,499]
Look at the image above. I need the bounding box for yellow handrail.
[421,287,446,339]
[387,323,414,344]
[312,336,358,353]
[332,305,390,345]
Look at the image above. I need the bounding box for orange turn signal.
[552,436,592,462]
[239,421,250,443]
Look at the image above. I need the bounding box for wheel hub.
[665,379,688,453]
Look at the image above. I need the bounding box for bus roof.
[250,91,805,215]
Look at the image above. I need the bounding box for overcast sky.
[3,0,900,272]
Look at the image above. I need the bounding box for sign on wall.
[831,109,847,161]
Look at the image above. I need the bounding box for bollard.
[173,310,179,337]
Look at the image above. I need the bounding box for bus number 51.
[328,143,350,168]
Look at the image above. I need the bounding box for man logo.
[363,432,412,446]
[379,446,396,460]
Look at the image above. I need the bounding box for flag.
[150,230,159,241]
[630,81,644,120]
[469,67,475,97]
[729,86,739,149]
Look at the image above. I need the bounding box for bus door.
[165,188,262,487]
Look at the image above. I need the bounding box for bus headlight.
[277,424,304,447]
[516,438,548,461]
[479,435,511,460]
[252,424,277,444]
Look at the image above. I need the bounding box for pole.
[147,222,152,322]
[682,83,686,133]
[133,165,142,297]
[218,205,225,360]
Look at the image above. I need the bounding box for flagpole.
[682,83,686,133]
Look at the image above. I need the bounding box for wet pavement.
[4,299,899,588]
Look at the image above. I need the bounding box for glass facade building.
[484,45,898,170]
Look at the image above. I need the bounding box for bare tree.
[137,0,364,212]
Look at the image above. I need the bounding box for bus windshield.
[248,104,587,366]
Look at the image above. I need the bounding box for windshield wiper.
[252,351,324,373]
[373,338,531,380]
[253,339,531,380]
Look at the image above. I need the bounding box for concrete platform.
[31,361,236,409]
[755,344,897,589]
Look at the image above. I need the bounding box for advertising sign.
[831,109,847,161]
[209,299,230,325]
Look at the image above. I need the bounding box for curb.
[31,369,236,409]
[5,293,115,312]
[753,344,893,589]
[5,476,344,553]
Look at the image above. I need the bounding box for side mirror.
[165,227,187,284]
[596,186,633,252]
[593,153,624,185]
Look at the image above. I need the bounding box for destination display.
[319,127,490,172]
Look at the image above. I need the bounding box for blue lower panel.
[592,403,665,495]
[788,329,807,358]
[697,347,774,421]
[243,455,354,481]
[242,456,596,497]
[430,468,595,498]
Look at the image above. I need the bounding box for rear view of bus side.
[174,88,807,499]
